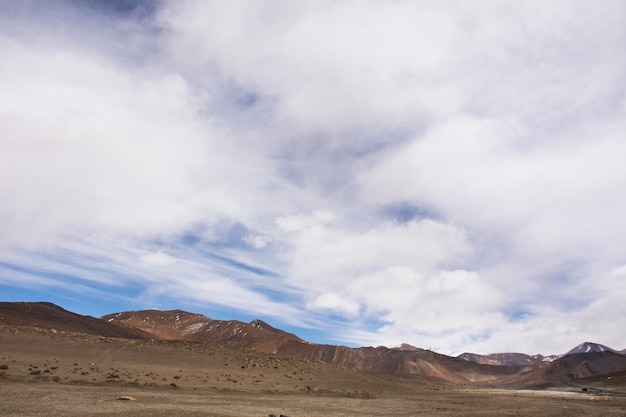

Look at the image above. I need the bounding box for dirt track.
[2,326,626,416]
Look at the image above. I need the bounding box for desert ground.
[1,325,625,417]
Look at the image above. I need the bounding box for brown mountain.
[456,352,549,367]
[3,302,626,388]
[102,309,303,352]
[495,350,626,388]
[275,340,522,385]
[98,308,626,387]
[0,302,149,339]
[102,309,215,340]
[102,309,517,384]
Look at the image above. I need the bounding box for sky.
[1,0,625,356]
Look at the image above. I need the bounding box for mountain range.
[2,301,625,389]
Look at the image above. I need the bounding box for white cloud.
[277,216,472,292]
[139,251,178,267]
[307,292,360,318]
[275,210,336,232]
[325,268,506,350]
[273,212,506,348]
[358,111,626,302]
[243,234,272,249]
[0,28,289,250]
[156,1,464,138]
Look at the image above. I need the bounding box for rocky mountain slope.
[102,309,303,353]
[2,302,626,388]
[0,302,149,339]
[495,350,626,388]
[456,352,549,367]
[102,309,520,384]
[456,342,619,369]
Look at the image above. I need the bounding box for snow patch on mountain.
[181,322,208,335]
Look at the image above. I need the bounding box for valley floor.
[1,326,626,417]
[3,380,626,417]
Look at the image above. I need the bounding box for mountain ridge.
[456,351,554,367]
[0,301,150,339]
[102,309,303,353]
[2,301,625,388]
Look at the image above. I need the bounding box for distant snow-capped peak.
[565,342,616,355]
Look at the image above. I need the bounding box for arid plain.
[2,325,626,417]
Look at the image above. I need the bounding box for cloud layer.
[1,0,625,354]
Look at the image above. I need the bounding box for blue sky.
[1,0,625,355]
